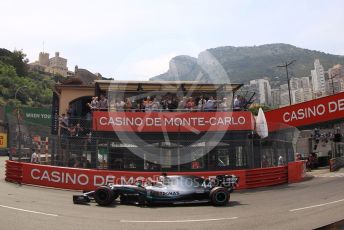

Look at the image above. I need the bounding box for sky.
[1,0,344,80]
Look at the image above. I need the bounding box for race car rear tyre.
[210,187,229,206]
[94,186,115,206]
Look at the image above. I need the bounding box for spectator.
[109,98,116,111]
[98,94,108,110]
[73,159,81,168]
[160,96,168,110]
[131,99,138,112]
[30,149,39,163]
[167,98,178,111]
[87,96,99,110]
[137,101,145,112]
[239,95,247,109]
[116,98,125,111]
[66,104,74,117]
[143,96,152,107]
[278,155,284,166]
[262,155,269,167]
[204,96,216,111]
[233,95,241,110]
[197,96,206,111]
[61,113,69,127]
[185,97,195,111]
[178,97,187,111]
[69,123,84,137]
[219,97,229,111]
[81,157,91,168]
[151,98,160,111]
[144,97,153,112]
[124,98,132,111]
[59,114,69,136]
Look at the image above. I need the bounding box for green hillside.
[150,44,344,85]
[0,48,55,107]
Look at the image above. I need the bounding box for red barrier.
[245,166,288,188]
[288,161,306,183]
[21,163,247,190]
[4,161,306,191]
[329,157,344,172]
[5,160,23,183]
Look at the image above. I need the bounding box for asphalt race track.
[1,156,344,230]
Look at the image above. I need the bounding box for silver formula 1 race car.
[73,174,239,206]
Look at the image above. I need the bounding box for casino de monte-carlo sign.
[265,92,344,130]
[92,111,254,132]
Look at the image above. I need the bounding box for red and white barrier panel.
[5,161,306,191]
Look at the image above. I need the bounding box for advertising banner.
[0,133,7,148]
[92,111,254,132]
[21,163,246,190]
[265,92,344,131]
[5,106,52,126]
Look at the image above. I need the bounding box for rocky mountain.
[150,44,344,85]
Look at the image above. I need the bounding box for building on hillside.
[271,89,280,107]
[280,90,290,107]
[29,51,70,77]
[300,76,311,89]
[303,87,313,102]
[249,79,272,105]
[311,59,326,98]
[326,78,343,95]
[289,78,300,90]
[49,52,68,76]
[326,64,344,95]
[292,89,304,104]
[328,64,343,79]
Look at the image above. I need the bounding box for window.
[191,148,204,169]
[235,146,245,167]
[217,149,230,166]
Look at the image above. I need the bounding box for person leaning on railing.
[109,98,116,111]
[185,97,195,111]
[204,96,216,111]
[151,98,160,111]
[218,97,229,111]
[98,94,108,111]
[124,98,132,111]
[167,98,178,111]
[68,123,84,137]
[87,96,99,110]
[59,114,70,136]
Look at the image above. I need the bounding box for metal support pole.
[285,64,292,106]
[277,60,296,106]
[14,86,28,162]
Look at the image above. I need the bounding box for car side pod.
[73,195,91,204]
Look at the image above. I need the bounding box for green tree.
[0,48,28,76]
[248,104,272,116]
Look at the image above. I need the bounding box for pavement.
[1,156,344,230]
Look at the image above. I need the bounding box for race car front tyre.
[210,187,229,206]
[94,186,115,206]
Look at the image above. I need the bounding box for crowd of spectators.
[87,94,248,112]
[59,112,86,137]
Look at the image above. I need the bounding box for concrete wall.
[59,87,94,115]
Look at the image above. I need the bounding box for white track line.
[0,204,58,217]
[120,217,238,223]
[290,198,344,212]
